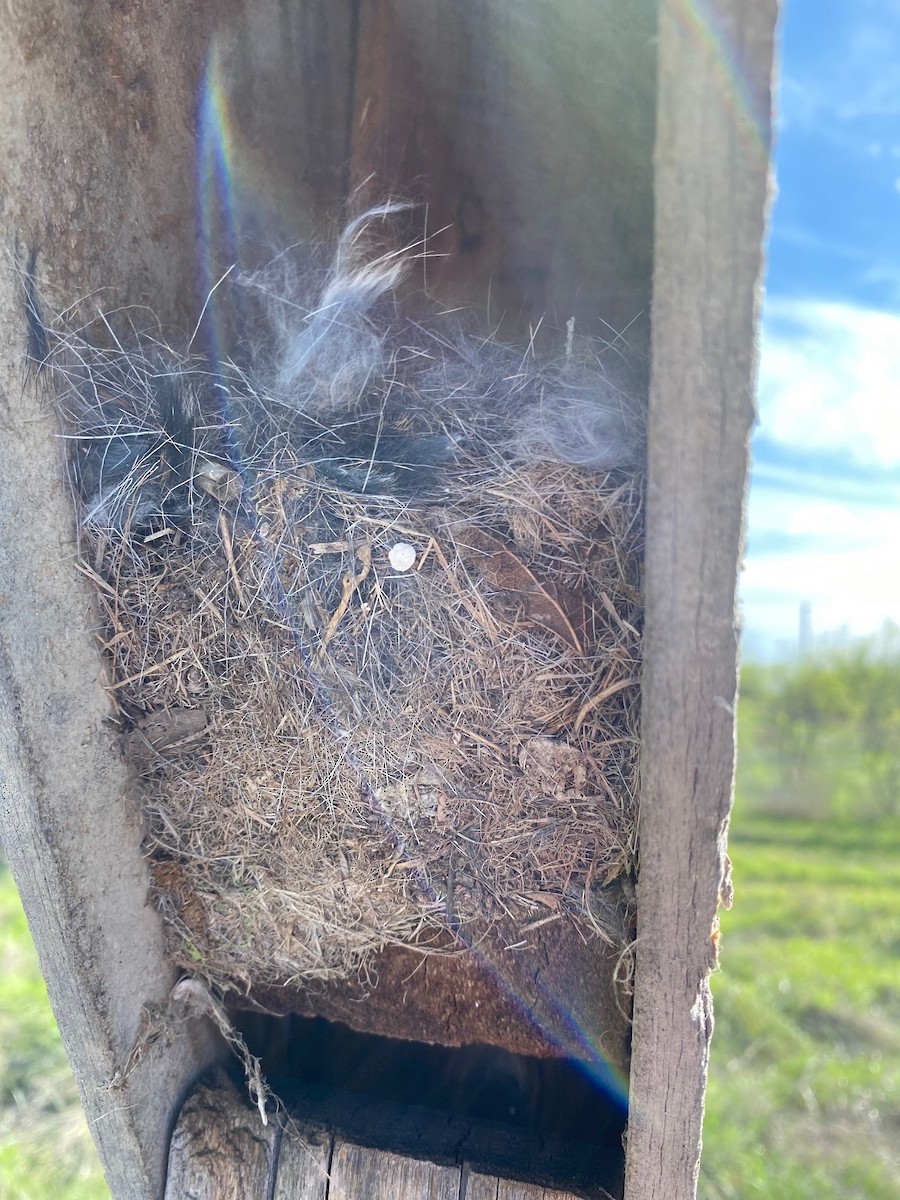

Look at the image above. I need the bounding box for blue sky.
[743,0,900,657]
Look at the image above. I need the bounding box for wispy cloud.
[859,260,900,305]
[770,223,874,263]
[748,484,898,554]
[758,299,900,469]
[747,5,900,655]
[752,442,900,509]
[743,297,900,654]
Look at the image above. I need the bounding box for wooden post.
[0,5,356,1198]
[624,3,777,1198]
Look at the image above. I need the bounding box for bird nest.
[36,209,644,997]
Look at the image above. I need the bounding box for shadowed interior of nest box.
[232,1012,629,1196]
[29,0,657,1156]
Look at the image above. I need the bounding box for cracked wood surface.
[166,1082,598,1199]
[624,3,777,1199]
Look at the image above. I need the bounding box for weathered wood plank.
[624,3,777,1200]
[466,1172,587,1200]
[350,0,656,342]
[497,1184,584,1200]
[0,6,357,1198]
[272,1122,331,1199]
[164,1082,277,1200]
[465,1174,500,1200]
[329,1142,460,1200]
[0,5,236,1191]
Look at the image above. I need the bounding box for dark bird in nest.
[21,251,198,533]
[74,374,196,534]
[287,413,459,498]
[29,203,638,538]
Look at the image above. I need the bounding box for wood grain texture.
[272,1122,331,1200]
[329,1142,460,1200]
[465,1174,500,1200]
[351,0,656,343]
[246,918,631,1068]
[465,1173,590,1200]
[164,1082,277,1200]
[0,5,356,1198]
[624,3,777,1200]
[495,1184,585,1200]
[0,2,230,1185]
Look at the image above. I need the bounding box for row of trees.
[738,623,900,817]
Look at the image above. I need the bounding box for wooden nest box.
[0,3,776,1198]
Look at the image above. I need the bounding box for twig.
[218,511,245,607]
[312,543,372,666]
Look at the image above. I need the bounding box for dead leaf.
[522,891,562,910]
[124,707,208,768]
[455,527,588,653]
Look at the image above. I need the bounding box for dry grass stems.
[36,208,643,1000]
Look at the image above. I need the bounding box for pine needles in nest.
[38,207,644,995]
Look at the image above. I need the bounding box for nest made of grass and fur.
[33,206,644,997]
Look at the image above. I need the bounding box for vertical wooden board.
[201,0,357,260]
[164,1083,277,1200]
[625,2,777,1200]
[272,1122,331,1200]
[0,6,241,1194]
[465,1175,588,1200]
[0,4,359,1197]
[350,0,657,342]
[496,1181,586,1200]
[465,1173,499,1200]
[329,1142,461,1200]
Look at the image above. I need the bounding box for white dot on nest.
[388,541,417,572]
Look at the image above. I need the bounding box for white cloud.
[759,298,900,468]
[741,525,900,649]
[742,488,900,653]
[750,488,882,546]
[743,298,900,653]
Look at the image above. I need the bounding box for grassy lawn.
[5,818,897,1199]
[700,813,900,1199]
[1,686,897,1196]
[0,861,109,1200]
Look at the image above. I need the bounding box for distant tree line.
[738,623,900,818]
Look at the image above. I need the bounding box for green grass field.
[2,658,898,1197]
[700,813,900,1199]
[0,861,109,1199]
